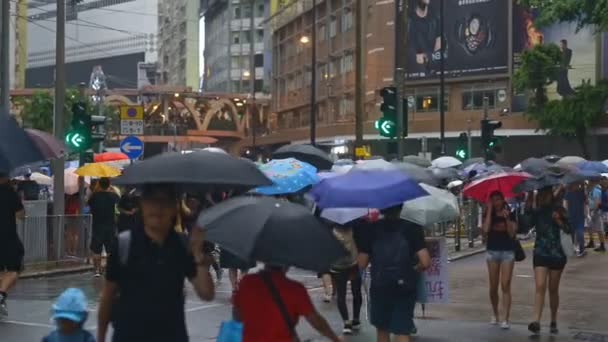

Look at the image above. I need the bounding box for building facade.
[25,0,158,89]
[256,0,607,162]
[157,0,200,89]
[202,0,271,95]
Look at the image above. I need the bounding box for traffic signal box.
[65,101,106,152]
[375,86,407,138]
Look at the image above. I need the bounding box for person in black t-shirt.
[408,0,441,75]
[116,187,141,233]
[17,173,40,201]
[357,205,430,342]
[96,184,215,342]
[482,191,517,329]
[0,172,25,317]
[88,177,120,277]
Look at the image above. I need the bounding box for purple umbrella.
[310,169,428,209]
[25,129,65,159]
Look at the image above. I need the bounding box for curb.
[19,265,93,279]
[448,247,486,262]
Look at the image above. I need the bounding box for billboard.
[513,4,598,100]
[404,0,509,80]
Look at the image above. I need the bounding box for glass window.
[318,24,327,42]
[318,63,328,81]
[233,6,241,19]
[341,9,353,32]
[462,89,497,110]
[254,54,264,68]
[341,54,353,73]
[256,2,265,17]
[232,32,240,44]
[329,16,337,38]
[329,59,340,77]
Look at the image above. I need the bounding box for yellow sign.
[355,146,371,158]
[120,105,144,120]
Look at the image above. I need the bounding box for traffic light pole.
[52,0,66,217]
[394,0,406,160]
[1,0,10,117]
[439,0,446,155]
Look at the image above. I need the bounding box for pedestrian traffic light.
[455,132,468,160]
[65,101,107,152]
[375,87,408,138]
[481,119,502,161]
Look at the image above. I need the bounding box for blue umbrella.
[577,161,608,174]
[310,169,428,209]
[254,158,320,195]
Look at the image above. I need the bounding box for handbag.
[514,239,526,262]
[217,320,243,342]
[261,272,301,342]
[560,230,575,257]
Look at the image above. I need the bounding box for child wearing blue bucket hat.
[42,288,95,342]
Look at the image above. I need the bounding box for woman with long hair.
[482,191,517,329]
[528,187,570,335]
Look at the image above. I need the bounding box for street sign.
[120,136,144,160]
[120,105,144,135]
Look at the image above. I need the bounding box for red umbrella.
[95,152,129,163]
[463,172,531,203]
[25,129,65,159]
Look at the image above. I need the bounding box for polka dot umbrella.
[254,158,320,196]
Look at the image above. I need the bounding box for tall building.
[201,0,271,95]
[157,0,200,89]
[25,0,158,89]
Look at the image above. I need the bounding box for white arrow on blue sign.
[120,135,144,160]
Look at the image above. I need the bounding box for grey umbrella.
[197,196,346,271]
[402,155,432,168]
[114,151,272,191]
[392,162,440,186]
[272,144,333,170]
[0,116,45,173]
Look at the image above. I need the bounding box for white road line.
[516,274,533,278]
[0,320,54,329]
[185,303,226,313]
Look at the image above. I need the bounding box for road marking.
[516,274,533,278]
[185,303,226,313]
[0,320,54,329]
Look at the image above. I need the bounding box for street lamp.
[243,70,251,78]
[300,35,310,44]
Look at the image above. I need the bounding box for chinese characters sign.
[421,237,449,303]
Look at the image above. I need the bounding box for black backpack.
[370,224,418,293]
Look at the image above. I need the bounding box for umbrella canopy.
[463,172,531,203]
[201,147,228,154]
[320,208,370,225]
[25,129,65,160]
[75,163,121,178]
[430,167,462,182]
[392,162,440,186]
[16,172,52,186]
[114,151,272,190]
[310,169,428,209]
[272,144,333,171]
[401,183,460,226]
[0,116,45,173]
[557,156,586,165]
[577,161,608,174]
[432,156,463,169]
[519,157,554,176]
[460,157,485,169]
[402,155,432,168]
[254,158,319,195]
[61,167,90,195]
[197,196,346,271]
[94,152,129,163]
[514,170,601,193]
[352,158,396,171]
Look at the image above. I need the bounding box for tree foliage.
[518,0,608,32]
[513,43,562,109]
[15,88,83,133]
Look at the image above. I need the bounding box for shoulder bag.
[261,272,301,342]
[514,239,526,262]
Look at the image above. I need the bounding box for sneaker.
[594,245,606,252]
[585,242,596,249]
[577,250,587,257]
[343,323,353,335]
[323,294,331,303]
[490,316,498,325]
[528,321,540,334]
[550,322,559,334]
[501,321,510,330]
[352,319,361,331]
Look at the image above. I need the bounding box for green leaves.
[518,0,608,32]
[513,44,562,109]
[16,88,88,133]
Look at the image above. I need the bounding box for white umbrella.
[431,156,463,169]
[602,160,608,167]
[16,172,52,186]
[321,208,370,225]
[60,167,90,195]
[353,158,396,171]
[400,183,459,226]
[557,156,586,165]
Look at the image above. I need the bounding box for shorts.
[370,289,416,335]
[0,239,25,273]
[486,250,515,264]
[589,212,603,232]
[90,225,116,255]
[533,255,566,271]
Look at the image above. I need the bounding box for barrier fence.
[17,214,92,267]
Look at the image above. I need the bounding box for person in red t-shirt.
[234,265,342,342]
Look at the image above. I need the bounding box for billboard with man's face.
[404,0,509,80]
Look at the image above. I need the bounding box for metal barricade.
[17,214,92,267]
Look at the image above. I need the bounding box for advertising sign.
[513,4,598,100]
[404,0,509,80]
[418,237,449,304]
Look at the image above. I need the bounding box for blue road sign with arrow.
[120,135,144,160]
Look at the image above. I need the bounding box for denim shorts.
[486,250,515,263]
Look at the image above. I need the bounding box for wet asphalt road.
[2,250,608,341]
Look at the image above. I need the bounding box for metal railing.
[17,214,92,267]
[426,199,482,251]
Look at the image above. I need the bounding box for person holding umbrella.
[482,191,517,329]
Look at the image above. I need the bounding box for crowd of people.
[2,156,608,342]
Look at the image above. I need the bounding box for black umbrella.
[272,144,333,171]
[197,196,347,271]
[0,116,45,173]
[114,151,272,191]
[392,162,440,186]
[401,155,432,168]
[514,170,601,193]
[520,157,568,177]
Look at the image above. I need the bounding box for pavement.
[3,242,607,341]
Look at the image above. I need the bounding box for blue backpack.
[601,190,608,212]
[370,223,418,293]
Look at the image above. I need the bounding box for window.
[305,70,312,84]
[257,2,265,17]
[233,6,241,19]
[256,29,264,43]
[296,71,303,89]
[287,75,295,92]
[338,97,354,119]
[341,53,353,73]
[254,54,264,68]
[318,24,327,42]
[462,89,498,110]
[329,16,337,38]
[318,63,328,81]
[406,88,449,113]
[232,32,240,44]
[329,59,340,77]
[242,4,252,18]
[341,9,353,32]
